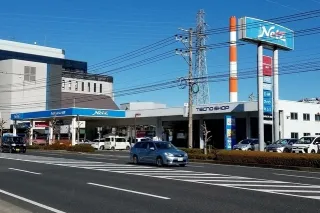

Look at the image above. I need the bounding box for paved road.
[0,150,319,213]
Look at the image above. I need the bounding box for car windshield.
[298,137,315,144]
[6,137,23,144]
[155,142,177,150]
[239,139,253,144]
[273,139,289,145]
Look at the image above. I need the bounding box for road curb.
[189,159,320,172]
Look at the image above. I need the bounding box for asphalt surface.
[0,150,319,213]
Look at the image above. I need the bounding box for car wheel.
[156,157,163,167]
[99,146,105,150]
[284,148,290,153]
[111,147,115,151]
[311,149,316,154]
[132,155,139,164]
[179,164,186,167]
[126,146,130,150]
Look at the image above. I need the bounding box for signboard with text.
[239,17,294,51]
[263,55,273,120]
[224,115,236,150]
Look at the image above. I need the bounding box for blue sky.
[0,0,320,107]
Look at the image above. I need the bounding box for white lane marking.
[8,168,41,175]
[99,170,176,173]
[87,182,170,200]
[261,190,320,193]
[184,180,283,183]
[274,173,320,180]
[0,188,66,213]
[217,184,317,187]
[190,161,320,174]
[156,176,252,179]
[187,165,204,168]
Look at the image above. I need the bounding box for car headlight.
[11,144,16,146]
[277,147,284,151]
[184,153,188,157]
[164,153,174,157]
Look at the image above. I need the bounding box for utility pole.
[187,28,193,148]
[77,114,80,143]
[176,28,194,148]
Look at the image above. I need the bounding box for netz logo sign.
[51,111,66,116]
[93,110,108,116]
[258,25,286,42]
[195,106,230,112]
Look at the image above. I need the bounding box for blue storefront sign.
[224,115,236,150]
[263,90,273,115]
[11,107,126,120]
[239,17,294,51]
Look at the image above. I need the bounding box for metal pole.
[77,114,80,143]
[134,115,137,140]
[188,28,193,148]
[273,47,280,142]
[258,44,265,151]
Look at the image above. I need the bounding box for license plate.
[177,158,183,161]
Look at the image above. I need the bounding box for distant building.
[0,39,116,129]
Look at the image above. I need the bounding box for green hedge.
[26,143,95,153]
[187,150,320,168]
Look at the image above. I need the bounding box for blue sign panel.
[11,107,126,120]
[72,108,126,118]
[239,17,294,51]
[263,90,273,115]
[224,115,236,150]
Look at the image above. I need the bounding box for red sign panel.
[263,56,273,76]
[35,122,49,128]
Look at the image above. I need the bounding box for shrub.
[187,150,320,168]
[66,144,95,153]
[43,143,69,151]
[26,144,41,150]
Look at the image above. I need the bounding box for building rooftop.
[62,70,113,83]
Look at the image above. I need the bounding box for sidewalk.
[0,199,32,213]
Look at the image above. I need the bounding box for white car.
[291,136,320,154]
[91,138,107,150]
[104,136,131,150]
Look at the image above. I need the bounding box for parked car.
[291,136,320,153]
[91,138,107,150]
[232,138,259,151]
[0,135,26,153]
[130,141,188,167]
[104,136,131,150]
[265,138,299,153]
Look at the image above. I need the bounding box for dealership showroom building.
[2,39,320,149]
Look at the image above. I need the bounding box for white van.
[104,136,131,150]
[291,136,320,154]
[91,138,107,150]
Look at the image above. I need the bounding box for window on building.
[75,81,78,91]
[303,113,310,121]
[291,132,299,139]
[88,82,90,92]
[315,114,320,121]
[62,80,65,90]
[24,66,36,82]
[81,82,84,91]
[94,83,96,93]
[290,112,298,120]
[304,133,311,136]
[100,84,102,93]
[68,80,72,90]
[315,133,320,136]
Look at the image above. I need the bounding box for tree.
[201,121,212,155]
[24,126,32,145]
[0,118,6,145]
[49,116,58,144]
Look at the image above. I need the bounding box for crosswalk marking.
[1,153,320,201]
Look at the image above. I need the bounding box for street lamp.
[134,113,141,143]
